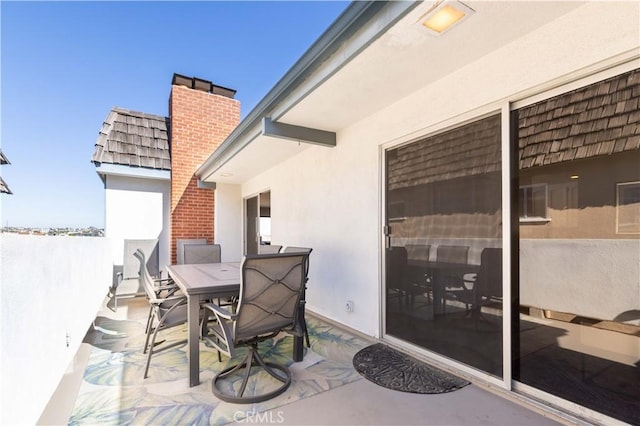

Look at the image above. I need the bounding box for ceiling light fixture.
[422,1,474,35]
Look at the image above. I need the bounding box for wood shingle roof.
[0,149,11,194]
[518,68,640,169]
[0,176,12,195]
[92,107,171,170]
[0,150,10,165]
[387,114,501,191]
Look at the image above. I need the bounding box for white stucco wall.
[239,2,639,338]
[214,183,243,262]
[520,239,640,324]
[0,234,112,425]
[105,175,170,275]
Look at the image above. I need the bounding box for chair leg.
[143,309,155,354]
[212,343,291,404]
[303,320,310,348]
[144,321,162,378]
[145,306,154,334]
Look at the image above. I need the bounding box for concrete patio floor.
[39,297,573,426]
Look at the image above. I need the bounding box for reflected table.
[407,260,480,316]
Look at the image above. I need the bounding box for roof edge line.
[196,1,420,181]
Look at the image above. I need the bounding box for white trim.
[519,184,549,220]
[381,105,503,152]
[616,181,640,235]
[511,52,639,110]
[500,102,512,390]
[380,109,508,388]
[378,144,386,340]
[384,334,506,388]
[95,163,170,181]
[512,382,630,426]
[519,217,551,224]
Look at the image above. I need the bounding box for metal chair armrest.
[203,302,236,321]
[148,294,186,305]
[202,302,237,357]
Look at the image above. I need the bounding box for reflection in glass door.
[385,114,503,377]
[245,190,272,255]
[514,69,640,424]
[245,195,259,255]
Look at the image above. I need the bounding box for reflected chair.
[134,249,188,379]
[201,252,307,403]
[458,247,502,322]
[183,243,222,264]
[436,245,469,311]
[386,246,411,309]
[282,246,313,347]
[405,244,432,305]
[258,244,282,254]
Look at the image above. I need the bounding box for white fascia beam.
[262,117,336,147]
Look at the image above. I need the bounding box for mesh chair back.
[176,239,206,264]
[282,246,312,279]
[436,245,469,264]
[183,243,221,264]
[258,244,282,254]
[133,249,157,300]
[123,239,159,279]
[234,253,306,342]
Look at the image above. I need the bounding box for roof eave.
[94,163,171,181]
[195,0,420,182]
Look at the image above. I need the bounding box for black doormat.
[353,343,470,394]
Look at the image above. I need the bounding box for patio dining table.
[167,261,305,387]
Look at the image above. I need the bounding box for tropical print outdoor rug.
[69,300,368,425]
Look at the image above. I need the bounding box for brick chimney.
[169,73,240,263]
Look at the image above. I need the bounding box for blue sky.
[0,1,348,228]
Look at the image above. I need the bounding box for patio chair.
[201,252,308,403]
[181,243,234,337]
[282,246,313,347]
[131,249,181,345]
[108,239,159,311]
[183,243,221,264]
[176,238,206,264]
[258,244,282,254]
[134,249,188,379]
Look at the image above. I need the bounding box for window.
[519,184,548,221]
[617,181,640,234]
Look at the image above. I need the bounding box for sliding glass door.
[384,114,503,378]
[514,68,640,424]
[245,190,272,255]
[384,67,639,423]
